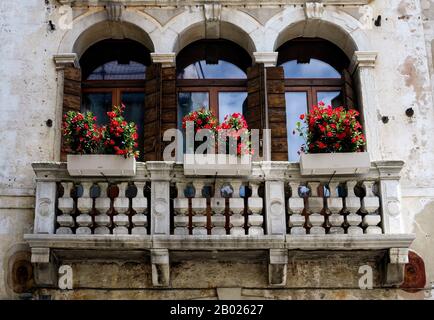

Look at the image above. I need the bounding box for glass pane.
[281,59,341,79]
[82,92,112,125]
[87,61,146,80]
[285,92,308,162]
[317,91,343,108]
[177,60,246,79]
[218,92,247,123]
[121,92,145,159]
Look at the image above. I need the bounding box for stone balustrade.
[26,160,415,287]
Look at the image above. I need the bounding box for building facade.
[0,0,433,299]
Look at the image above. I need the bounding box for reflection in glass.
[82,92,112,125]
[177,60,246,79]
[317,91,343,108]
[281,59,341,79]
[285,92,308,162]
[87,61,146,80]
[121,92,145,159]
[218,92,247,122]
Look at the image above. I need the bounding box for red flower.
[300,114,305,120]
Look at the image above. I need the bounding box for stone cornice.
[253,52,278,67]
[150,53,176,67]
[57,1,374,7]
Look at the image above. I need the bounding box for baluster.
[308,182,325,235]
[211,180,226,235]
[288,182,306,235]
[328,182,345,234]
[248,181,264,236]
[345,180,363,235]
[173,182,189,235]
[362,181,382,234]
[229,181,244,235]
[113,182,130,234]
[191,180,207,235]
[57,182,74,234]
[94,182,111,235]
[76,182,93,234]
[132,182,148,235]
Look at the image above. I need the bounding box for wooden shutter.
[343,69,356,109]
[61,66,81,161]
[266,66,288,161]
[144,64,162,161]
[160,67,177,158]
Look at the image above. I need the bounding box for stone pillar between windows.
[350,51,380,161]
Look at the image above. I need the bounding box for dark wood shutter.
[160,67,177,158]
[246,64,265,159]
[343,69,356,109]
[144,64,162,161]
[61,66,81,161]
[266,66,288,161]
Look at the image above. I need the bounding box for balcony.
[24,160,415,287]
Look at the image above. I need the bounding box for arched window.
[278,38,356,162]
[80,39,151,160]
[176,39,251,126]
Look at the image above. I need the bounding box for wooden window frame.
[176,79,247,121]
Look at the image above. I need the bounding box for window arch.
[176,39,251,125]
[278,38,356,162]
[80,39,151,160]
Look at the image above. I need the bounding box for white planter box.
[300,152,370,176]
[184,154,252,176]
[67,155,136,176]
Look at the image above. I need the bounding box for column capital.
[151,52,176,68]
[350,51,378,73]
[253,52,278,67]
[53,53,79,70]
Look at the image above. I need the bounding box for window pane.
[121,92,145,159]
[177,92,210,128]
[218,92,247,123]
[82,92,112,125]
[281,59,341,79]
[317,91,343,108]
[177,60,246,79]
[87,61,146,80]
[285,92,308,162]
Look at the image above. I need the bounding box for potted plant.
[63,105,139,176]
[182,109,253,176]
[295,102,370,175]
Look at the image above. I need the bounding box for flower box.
[299,152,370,176]
[183,154,252,176]
[67,154,136,176]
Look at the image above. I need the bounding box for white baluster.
[308,182,325,235]
[132,182,148,235]
[76,182,93,234]
[57,182,74,234]
[248,181,264,236]
[288,182,306,235]
[328,182,344,234]
[346,181,363,235]
[362,181,382,234]
[113,182,130,234]
[94,182,111,235]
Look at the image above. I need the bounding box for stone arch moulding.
[58,9,157,59]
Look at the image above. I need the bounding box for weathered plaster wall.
[1,0,434,299]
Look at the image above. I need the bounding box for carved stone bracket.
[31,248,58,287]
[106,2,123,22]
[253,52,278,67]
[383,248,409,287]
[268,249,287,286]
[150,53,176,68]
[204,3,222,39]
[305,2,325,19]
[151,249,170,287]
[349,51,378,74]
[53,53,79,70]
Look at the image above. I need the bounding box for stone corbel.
[53,53,79,70]
[150,53,176,68]
[305,2,325,19]
[268,249,287,286]
[383,248,409,286]
[106,2,123,22]
[253,52,278,68]
[349,51,378,74]
[204,3,222,39]
[151,249,170,287]
[31,248,58,287]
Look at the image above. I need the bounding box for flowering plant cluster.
[182,109,254,156]
[62,105,139,158]
[62,111,104,154]
[295,102,366,154]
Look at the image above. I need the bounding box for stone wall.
[1,0,434,299]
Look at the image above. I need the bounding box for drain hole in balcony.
[107,184,119,198]
[126,184,138,198]
[240,185,251,198]
[354,183,366,198]
[320,184,331,198]
[202,185,213,198]
[90,184,101,198]
[72,184,83,198]
[298,185,311,198]
[337,183,347,198]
